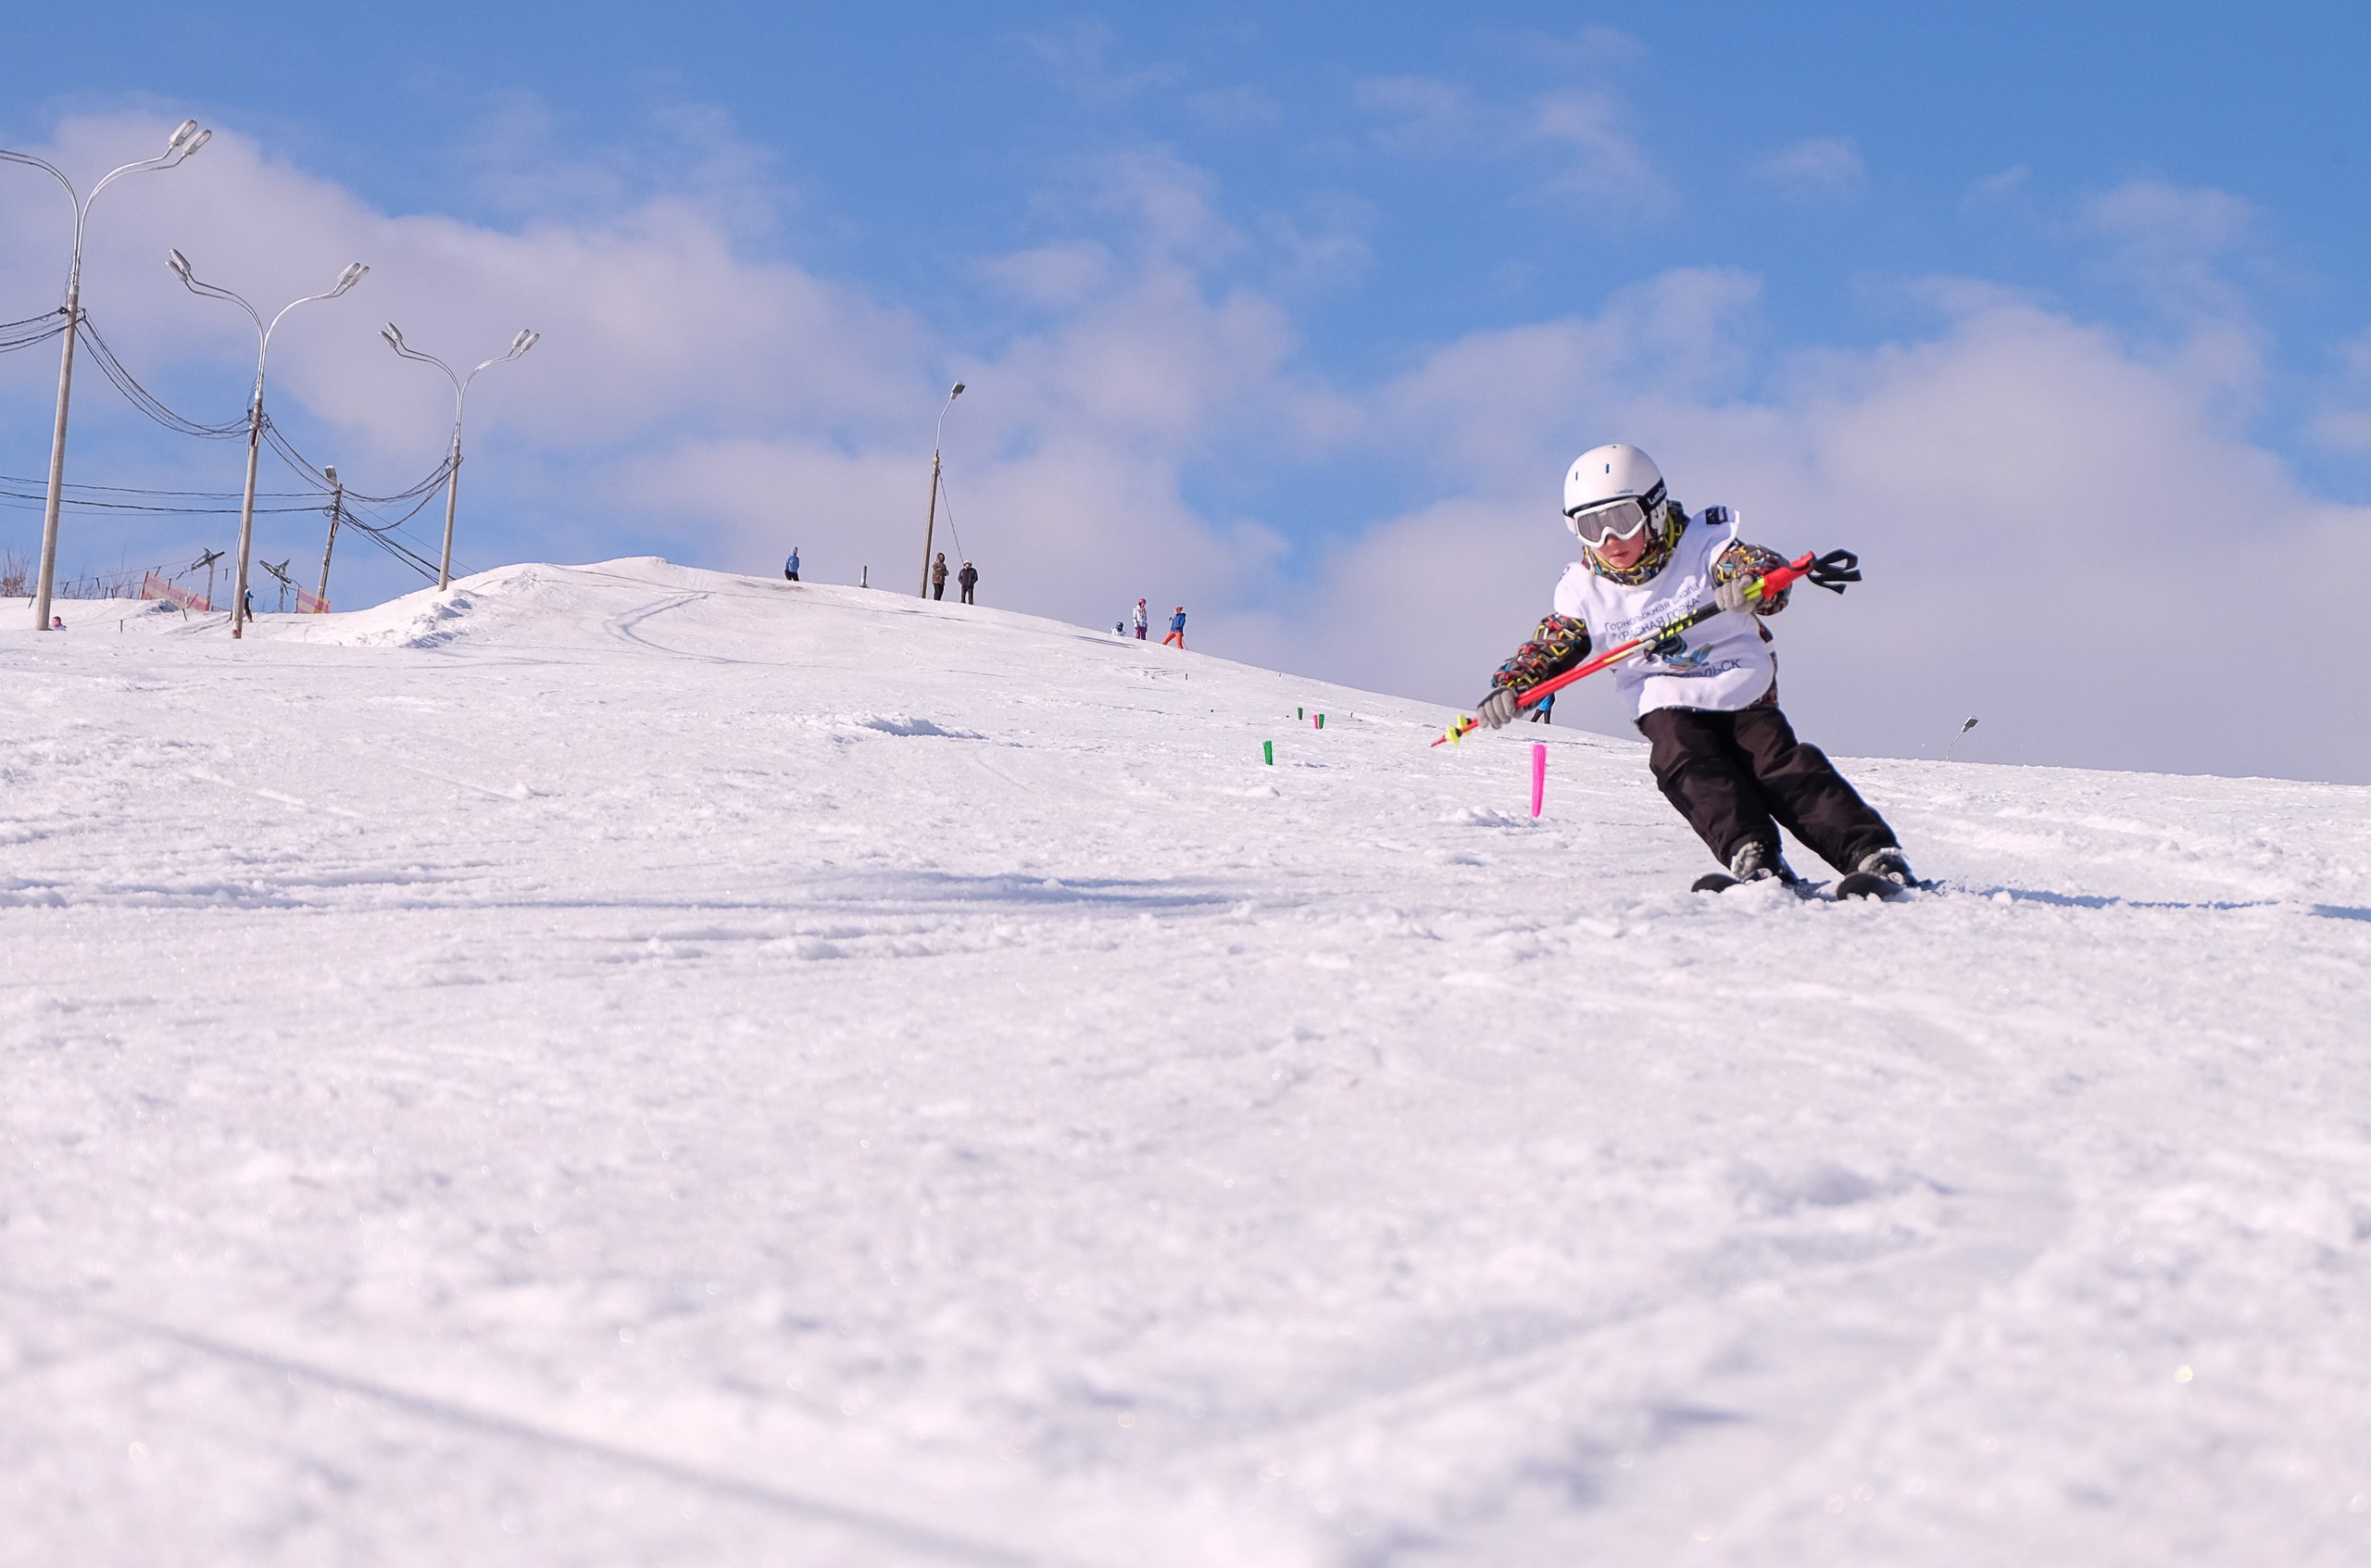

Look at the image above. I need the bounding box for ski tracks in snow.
[1136,934,2080,1564]
[6,562,2370,1566]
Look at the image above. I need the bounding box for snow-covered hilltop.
[5,559,2367,1565]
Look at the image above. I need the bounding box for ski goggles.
[1564,494,1657,546]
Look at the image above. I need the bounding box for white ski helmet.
[1562,444,1666,539]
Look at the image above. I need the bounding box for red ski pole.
[1433,548,1860,747]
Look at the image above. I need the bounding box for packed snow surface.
[4,559,2368,1567]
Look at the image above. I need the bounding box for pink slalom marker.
[1530,742,1547,818]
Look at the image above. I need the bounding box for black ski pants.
[1637,704,1897,873]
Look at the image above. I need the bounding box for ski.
[1692,872,1828,899]
[1434,548,1860,746]
[1696,870,1936,901]
[1834,871,1913,900]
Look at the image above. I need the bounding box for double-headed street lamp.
[1,118,209,632]
[168,250,368,638]
[919,381,965,597]
[380,324,539,590]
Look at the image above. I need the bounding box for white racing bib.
[1552,512,1776,717]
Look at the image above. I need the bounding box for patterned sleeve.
[1489,613,1593,692]
[1714,541,1793,615]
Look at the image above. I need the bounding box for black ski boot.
[1836,847,1917,900]
[1693,839,1800,894]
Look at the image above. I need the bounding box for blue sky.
[6,4,2368,779]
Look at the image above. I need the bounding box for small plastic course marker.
[1530,742,1547,818]
[1263,741,1273,766]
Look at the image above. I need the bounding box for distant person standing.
[958,560,978,604]
[1133,598,1149,640]
[784,546,800,583]
[932,553,949,600]
[1162,606,1186,648]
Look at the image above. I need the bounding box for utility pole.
[189,546,222,611]
[2,119,210,631]
[918,382,964,596]
[317,465,343,609]
[260,558,294,614]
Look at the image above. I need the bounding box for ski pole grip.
[1803,548,1861,593]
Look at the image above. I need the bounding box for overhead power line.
[75,314,248,438]
[0,308,72,354]
[7,306,481,589]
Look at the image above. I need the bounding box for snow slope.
[4,559,2368,1567]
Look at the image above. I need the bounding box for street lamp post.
[919,382,965,597]
[169,250,368,638]
[1,118,210,631]
[381,325,540,590]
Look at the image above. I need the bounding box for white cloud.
[1967,164,2031,202]
[1353,74,1670,224]
[2307,327,2371,452]
[1375,269,1762,486]
[2074,179,2270,430]
[1352,75,1474,154]
[459,96,794,240]
[1040,148,1245,270]
[2340,327,2371,382]
[1535,24,1650,69]
[1753,137,1868,200]
[975,243,1117,310]
[1259,194,1374,291]
[2084,179,2261,329]
[2308,408,2371,453]
[1528,91,1673,220]
[2087,179,2253,256]
[1021,20,1185,107]
[1272,282,2371,784]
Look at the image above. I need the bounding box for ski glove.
[1473,686,1524,730]
[1714,577,1754,615]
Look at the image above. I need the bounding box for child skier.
[1133,598,1149,640]
[1466,443,1915,893]
[1162,606,1186,648]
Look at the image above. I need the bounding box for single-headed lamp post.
[169,250,368,638]
[919,381,965,597]
[382,324,539,590]
[1,118,209,631]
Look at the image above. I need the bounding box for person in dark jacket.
[931,553,949,600]
[958,560,978,604]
